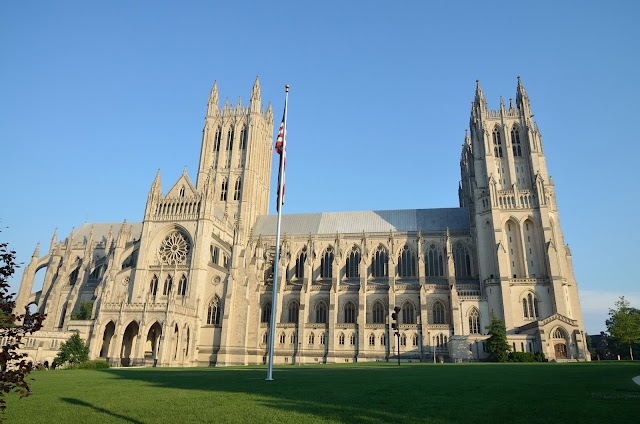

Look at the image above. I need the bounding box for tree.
[54,333,89,366]
[0,239,45,411]
[485,311,511,362]
[70,300,93,320]
[606,296,640,360]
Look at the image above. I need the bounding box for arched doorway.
[121,321,139,366]
[145,322,162,366]
[551,327,569,360]
[100,321,116,358]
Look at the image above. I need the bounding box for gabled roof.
[70,222,143,244]
[252,208,470,237]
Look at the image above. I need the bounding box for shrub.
[55,333,89,366]
[507,351,547,362]
[76,360,110,370]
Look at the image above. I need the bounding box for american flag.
[275,110,286,211]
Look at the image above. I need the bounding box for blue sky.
[1,1,638,334]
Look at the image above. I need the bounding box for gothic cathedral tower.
[459,78,585,336]
[196,77,274,243]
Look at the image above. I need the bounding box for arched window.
[522,293,540,319]
[295,247,307,279]
[402,301,415,324]
[262,332,268,344]
[279,332,286,344]
[433,301,445,324]
[372,301,385,324]
[163,275,173,295]
[371,245,388,278]
[315,301,327,323]
[220,178,228,201]
[412,333,419,347]
[338,333,345,345]
[261,301,272,323]
[511,127,522,157]
[288,301,299,323]
[177,274,187,296]
[179,186,185,197]
[425,244,443,277]
[398,245,416,278]
[369,333,376,346]
[344,301,357,324]
[469,308,480,334]
[290,333,296,344]
[308,332,315,345]
[226,127,234,150]
[553,327,566,339]
[319,332,325,345]
[233,178,242,201]
[349,333,356,346]
[346,246,360,279]
[207,296,221,325]
[320,247,334,279]
[149,275,158,295]
[239,126,247,150]
[400,333,407,346]
[214,126,222,152]
[492,127,503,157]
[454,243,472,277]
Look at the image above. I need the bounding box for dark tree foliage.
[485,311,511,362]
[70,301,93,320]
[0,240,45,411]
[54,333,89,366]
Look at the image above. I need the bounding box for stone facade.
[13,77,589,367]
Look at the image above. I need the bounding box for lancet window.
[315,301,327,323]
[346,246,360,279]
[220,178,228,201]
[344,301,357,324]
[425,244,444,277]
[402,301,415,324]
[372,301,385,324]
[239,126,247,150]
[207,296,221,325]
[320,247,334,279]
[288,301,299,323]
[261,301,272,323]
[493,127,503,157]
[522,293,539,319]
[454,243,472,277]
[233,178,242,201]
[149,275,158,295]
[163,275,173,295]
[433,301,445,324]
[469,308,480,334]
[398,245,416,278]
[177,274,187,296]
[511,127,522,157]
[371,245,388,278]
[214,126,222,152]
[295,247,306,279]
[226,127,234,150]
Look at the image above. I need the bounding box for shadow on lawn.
[61,398,144,424]
[100,365,437,423]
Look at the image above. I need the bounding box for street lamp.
[433,335,436,363]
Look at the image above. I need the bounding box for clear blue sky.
[1,1,638,334]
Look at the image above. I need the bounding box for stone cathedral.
[14,77,589,367]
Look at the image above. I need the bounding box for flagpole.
[266,84,289,381]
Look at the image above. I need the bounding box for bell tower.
[460,78,585,331]
[196,77,274,242]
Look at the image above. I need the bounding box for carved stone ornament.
[213,275,221,285]
[159,231,190,265]
[122,276,130,286]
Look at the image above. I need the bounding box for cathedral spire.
[474,80,487,113]
[151,169,162,193]
[32,242,40,259]
[251,76,261,103]
[50,228,58,253]
[207,81,219,116]
[516,75,531,113]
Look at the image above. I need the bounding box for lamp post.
[475,339,479,361]
[392,306,401,365]
[433,336,436,363]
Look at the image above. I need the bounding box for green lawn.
[4,362,640,423]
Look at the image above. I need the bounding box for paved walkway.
[633,376,640,386]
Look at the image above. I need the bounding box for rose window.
[159,231,190,265]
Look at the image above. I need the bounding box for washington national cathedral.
[14,77,590,366]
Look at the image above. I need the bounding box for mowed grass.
[4,362,640,423]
